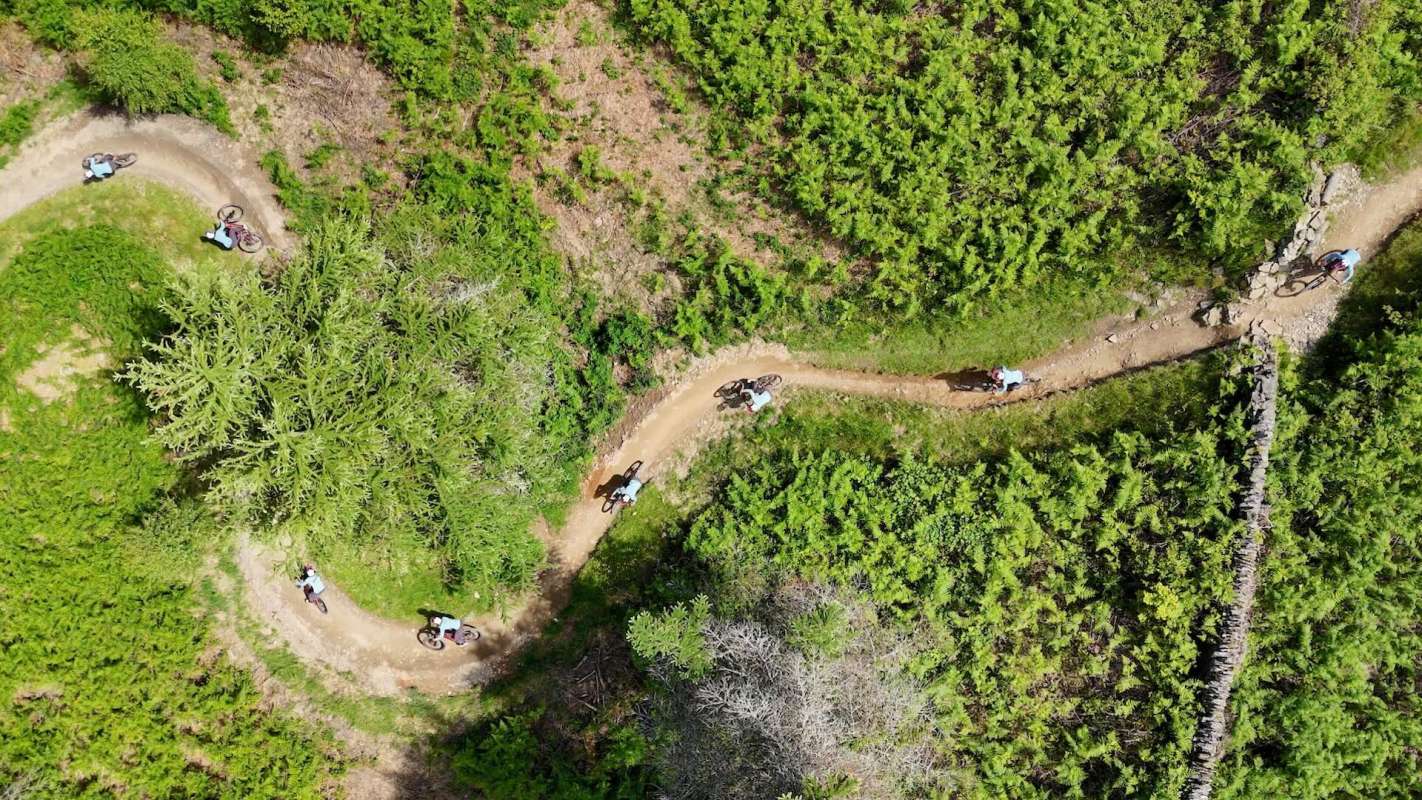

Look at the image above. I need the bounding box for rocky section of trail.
[1198,159,1418,350]
[0,110,293,253]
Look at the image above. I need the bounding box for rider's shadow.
[716,383,750,409]
[935,368,992,390]
[593,472,631,500]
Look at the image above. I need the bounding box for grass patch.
[320,536,477,621]
[0,178,227,272]
[0,186,336,797]
[1354,105,1422,181]
[786,277,1134,374]
[694,356,1220,482]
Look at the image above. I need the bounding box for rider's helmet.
[303,564,315,576]
[990,366,1003,381]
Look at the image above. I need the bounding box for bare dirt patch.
[168,22,402,190]
[0,22,67,109]
[521,0,847,311]
[15,324,110,402]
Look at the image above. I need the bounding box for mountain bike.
[301,585,328,614]
[82,152,137,180]
[715,374,782,410]
[418,620,481,650]
[1275,251,1350,297]
[294,565,328,614]
[601,460,644,513]
[205,204,265,253]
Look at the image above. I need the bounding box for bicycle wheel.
[624,459,643,480]
[112,153,137,168]
[218,204,244,223]
[237,231,264,253]
[417,629,444,651]
[753,374,782,392]
[459,624,481,643]
[314,597,328,614]
[715,379,746,399]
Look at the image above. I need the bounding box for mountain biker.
[740,385,773,413]
[433,615,471,646]
[611,476,643,506]
[205,220,235,249]
[294,565,325,602]
[990,366,1026,394]
[84,156,114,180]
[1323,248,1361,284]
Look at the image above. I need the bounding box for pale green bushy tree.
[127,218,556,595]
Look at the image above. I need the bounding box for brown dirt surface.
[0,109,295,252]
[168,22,402,190]
[521,0,846,310]
[5,91,1421,709]
[14,324,109,402]
[0,22,66,109]
[202,555,463,800]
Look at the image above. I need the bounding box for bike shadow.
[592,460,642,500]
[593,473,629,501]
[935,368,992,390]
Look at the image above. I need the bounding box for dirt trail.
[0,109,292,252]
[243,165,1417,696]
[2,109,1417,697]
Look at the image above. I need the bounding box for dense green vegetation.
[0,190,335,798]
[1213,229,1422,798]
[72,8,232,129]
[6,2,233,130]
[627,0,1422,310]
[127,214,586,608]
[0,99,38,167]
[668,374,1252,796]
[6,0,1422,794]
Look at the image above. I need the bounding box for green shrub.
[627,595,713,679]
[12,0,73,46]
[0,223,336,798]
[126,210,600,601]
[0,100,39,149]
[627,0,1422,310]
[678,367,1257,795]
[211,49,241,81]
[452,711,649,800]
[72,9,233,132]
[1215,264,1422,798]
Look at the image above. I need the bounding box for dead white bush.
[642,584,948,800]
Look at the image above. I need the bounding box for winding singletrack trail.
[0,110,293,251]
[3,111,1419,696]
